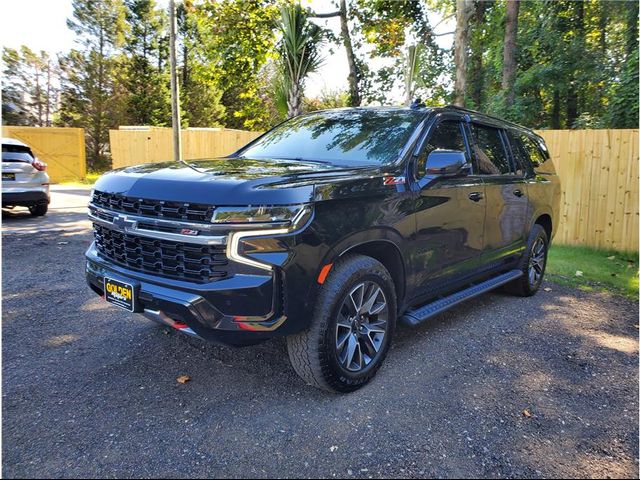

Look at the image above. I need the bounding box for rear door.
[467,122,529,268]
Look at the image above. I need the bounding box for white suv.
[2,138,50,216]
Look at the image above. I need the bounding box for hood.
[93,157,387,205]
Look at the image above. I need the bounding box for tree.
[468,0,487,109]
[195,0,278,130]
[453,0,474,107]
[309,0,361,106]
[501,0,519,108]
[122,0,171,126]
[58,0,127,170]
[177,0,225,128]
[276,3,324,118]
[2,47,59,126]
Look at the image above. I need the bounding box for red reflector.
[317,263,333,284]
[173,321,189,329]
[237,322,258,331]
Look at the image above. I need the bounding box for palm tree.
[276,4,324,118]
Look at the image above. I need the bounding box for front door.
[409,116,486,302]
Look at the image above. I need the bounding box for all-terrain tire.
[286,255,397,393]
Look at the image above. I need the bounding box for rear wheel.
[286,255,397,393]
[505,224,548,296]
[28,203,48,216]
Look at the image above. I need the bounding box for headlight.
[211,204,306,224]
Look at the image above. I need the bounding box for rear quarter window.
[521,135,556,175]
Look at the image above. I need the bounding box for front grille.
[93,223,228,283]
[91,191,214,222]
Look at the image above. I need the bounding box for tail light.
[32,159,47,171]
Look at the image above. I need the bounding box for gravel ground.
[2,226,638,478]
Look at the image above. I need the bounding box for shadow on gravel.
[2,230,638,478]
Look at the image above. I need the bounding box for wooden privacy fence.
[108,126,639,252]
[2,126,86,183]
[536,129,638,253]
[109,127,262,169]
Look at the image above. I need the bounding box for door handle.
[468,192,483,202]
[513,189,524,197]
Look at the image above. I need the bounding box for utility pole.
[169,0,182,162]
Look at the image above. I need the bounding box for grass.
[59,171,102,187]
[546,244,639,299]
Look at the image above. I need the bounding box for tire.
[504,224,549,297]
[28,203,48,216]
[286,255,397,393]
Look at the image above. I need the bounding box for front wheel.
[286,255,397,393]
[505,224,549,297]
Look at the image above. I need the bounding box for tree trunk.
[551,88,561,129]
[501,0,520,108]
[405,45,417,106]
[453,0,474,107]
[309,2,360,106]
[339,0,360,107]
[287,83,302,118]
[469,0,486,109]
[45,60,52,126]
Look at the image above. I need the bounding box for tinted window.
[470,124,511,175]
[2,152,33,163]
[418,120,467,177]
[506,131,529,176]
[2,144,34,163]
[521,135,556,174]
[238,110,423,167]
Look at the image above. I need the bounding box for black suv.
[86,106,560,392]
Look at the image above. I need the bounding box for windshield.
[238,109,424,167]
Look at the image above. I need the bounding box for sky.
[1,0,454,103]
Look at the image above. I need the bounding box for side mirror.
[425,150,467,176]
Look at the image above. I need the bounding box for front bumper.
[85,243,286,346]
[2,189,50,207]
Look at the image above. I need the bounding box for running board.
[401,269,523,327]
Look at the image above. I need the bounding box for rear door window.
[469,124,512,175]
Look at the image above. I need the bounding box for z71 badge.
[383,176,406,186]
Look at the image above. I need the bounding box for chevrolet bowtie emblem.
[112,215,137,230]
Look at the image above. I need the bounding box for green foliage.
[58,0,127,170]
[177,1,225,128]
[121,0,171,126]
[276,3,325,118]
[461,0,639,129]
[2,47,59,126]
[7,0,638,168]
[195,0,278,130]
[303,89,350,112]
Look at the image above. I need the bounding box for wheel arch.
[533,212,553,241]
[319,229,408,310]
